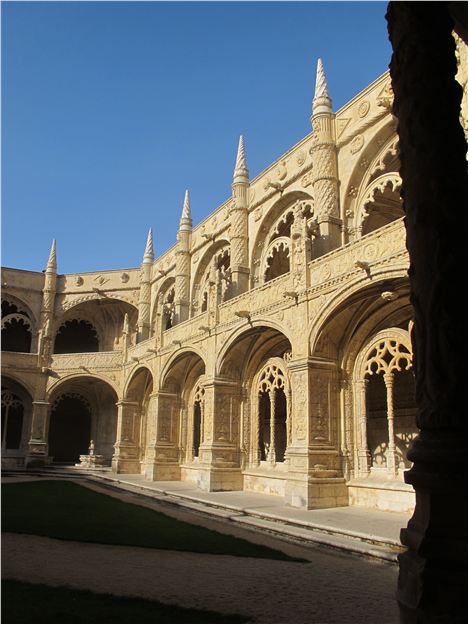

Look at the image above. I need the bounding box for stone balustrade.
[49,351,123,372]
[308,218,407,293]
[1,351,38,371]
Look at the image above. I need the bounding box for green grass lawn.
[2,580,251,624]
[2,480,302,561]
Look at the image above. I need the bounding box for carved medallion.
[350,135,364,154]
[296,150,306,166]
[358,101,370,118]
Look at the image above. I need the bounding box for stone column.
[387,4,468,621]
[112,399,141,473]
[384,372,397,475]
[25,400,50,467]
[269,389,276,465]
[144,392,180,480]
[355,379,371,476]
[250,393,261,466]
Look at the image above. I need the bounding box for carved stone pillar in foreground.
[387,3,468,622]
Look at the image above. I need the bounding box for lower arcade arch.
[353,328,418,477]
[309,280,418,510]
[219,326,292,488]
[255,359,289,464]
[47,377,118,464]
[1,378,32,456]
[160,351,205,467]
[123,367,154,466]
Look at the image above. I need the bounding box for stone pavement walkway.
[90,472,411,561]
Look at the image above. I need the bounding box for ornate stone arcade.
[2,41,466,524]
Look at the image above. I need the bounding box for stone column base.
[25,441,51,468]
[144,461,181,481]
[285,474,349,509]
[181,464,243,492]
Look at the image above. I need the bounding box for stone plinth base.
[285,475,349,509]
[111,457,141,474]
[243,463,288,497]
[2,455,26,468]
[348,477,415,512]
[181,464,243,492]
[144,462,181,481]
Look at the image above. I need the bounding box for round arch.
[2,296,36,353]
[216,318,292,377]
[309,264,409,355]
[47,374,119,464]
[53,297,138,354]
[191,239,231,313]
[1,293,37,327]
[160,347,206,391]
[250,191,312,286]
[47,372,119,403]
[350,327,417,477]
[1,376,33,455]
[60,294,139,313]
[123,365,154,400]
[342,121,401,239]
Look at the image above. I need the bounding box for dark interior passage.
[48,395,91,463]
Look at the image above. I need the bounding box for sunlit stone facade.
[5,51,465,511]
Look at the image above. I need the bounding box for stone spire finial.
[312,58,333,116]
[179,189,192,230]
[233,135,249,183]
[46,239,57,272]
[143,228,154,263]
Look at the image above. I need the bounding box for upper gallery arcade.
[5,54,446,512]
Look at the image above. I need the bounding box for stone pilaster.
[188,378,243,491]
[144,392,181,480]
[286,358,347,509]
[112,399,142,473]
[230,136,250,296]
[25,400,51,467]
[387,4,468,621]
[310,60,341,255]
[290,201,310,291]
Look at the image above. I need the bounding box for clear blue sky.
[2,1,392,274]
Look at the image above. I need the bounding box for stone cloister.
[2,41,466,516]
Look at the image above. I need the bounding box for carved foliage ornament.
[365,338,412,377]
